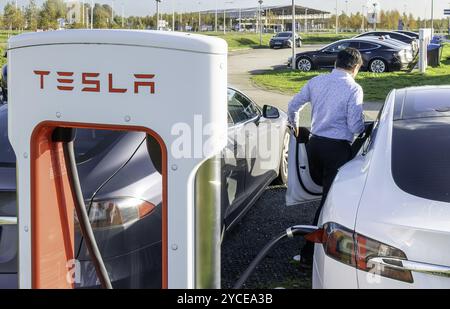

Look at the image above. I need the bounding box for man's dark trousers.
[301,135,352,261]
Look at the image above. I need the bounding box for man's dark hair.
[335,48,363,70]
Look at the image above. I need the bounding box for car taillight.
[306,222,413,283]
[75,197,156,230]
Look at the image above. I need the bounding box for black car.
[394,30,419,39]
[354,31,416,45]
[269,32,302,49]
[288,38,412,73]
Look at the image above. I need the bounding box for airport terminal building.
[201,4,331,32]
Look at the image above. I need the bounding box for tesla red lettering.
[33,71,156,94]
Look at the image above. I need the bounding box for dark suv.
[269,32,302,49]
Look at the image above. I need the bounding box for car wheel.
[296,57,312,72]
[273,129,290,185]
[369,59,388,73]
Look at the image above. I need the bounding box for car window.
[74,129,125,163]
[0,106,15,166]
[227,89,259,125]
[359,42,378,50]
[326,42,351,53]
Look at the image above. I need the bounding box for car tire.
[273,129,290,185]
[369,59,388,73]
[296,57,313,72]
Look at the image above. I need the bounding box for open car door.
[286,122,375,206]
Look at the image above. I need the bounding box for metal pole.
[172,0,175,31]
[198,2,201,32]
[111,1,114,27]
[345,0,349,31]
[304,8,308,33]
[239,8,241,31]
[224,9,226,34]
[292,0,296,70]
[215,0,218,32]
[90,0,94,29]
[259,0,263,46]
[431,0,434,33]
[121,3,124,28]
[335,0,338,34]
[82,0,85,27]
[156,0,160,30]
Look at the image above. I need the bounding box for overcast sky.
[2,0,449,18]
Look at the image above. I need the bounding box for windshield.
[276,32,291,38]
[0,106,123,165]
[74,129,124,163]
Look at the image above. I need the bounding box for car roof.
[357,31,414,39]
[323,38,400,50]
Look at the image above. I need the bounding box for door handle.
[0,216,17,225]
[368,257,450,278]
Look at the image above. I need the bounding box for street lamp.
[291,0,296,70]
[156,0,161,30]
[198,1,201,32]
[345,0,349,32]
[335,0,338,34]
[373,3,377,31]
[215,0,218,32]
[304,8,308,33]
[258,0,263,46]
[224,1,233,35]
[431,0,434,33]
[121,2,124,28]
[90,0,94,29]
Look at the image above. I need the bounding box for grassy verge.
[205,32,356,51]
[251,44,450,102]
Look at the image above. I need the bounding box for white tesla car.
[289,86,450,288]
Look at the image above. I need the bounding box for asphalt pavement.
[228,46,383,121]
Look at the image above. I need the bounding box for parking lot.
[223,46,385,289]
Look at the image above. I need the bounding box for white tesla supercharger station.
[7,30,227,289]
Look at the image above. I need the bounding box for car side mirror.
[263,105,280,119]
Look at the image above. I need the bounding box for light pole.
[82,0,85,27]
[373,3,377,31]
[239,7,242,32]
[335,0,338,34]
[111,1,115,27]
[90,0,94,29]
[198,2,201,32]
[291,0,296,70]
[304,8,308,33]
[431,0,434,33]
[259,0,263,46]
[361,5,366,32]
[345,0,349,32]
[156,0,161,30]
[172,0,175,31]
[224,1,233,34]
[215,0,218,32]
[121,3,124,28]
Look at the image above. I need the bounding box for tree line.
[0,1,448,33]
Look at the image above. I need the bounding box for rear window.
[74,129,124,163]
[396,89,450,120]
[392,117,450,203]
[277,33,291,38]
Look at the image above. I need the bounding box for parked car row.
[287,31,419,73]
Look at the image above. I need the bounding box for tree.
[93,4,112,29]
[25,0,39,31]
[39,0,67,30]
[3,2,25,30]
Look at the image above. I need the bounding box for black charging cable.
[233,225,318,289]
[54,128,113,289]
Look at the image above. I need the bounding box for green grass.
[251,44,450,102]
[204,32,356,51]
